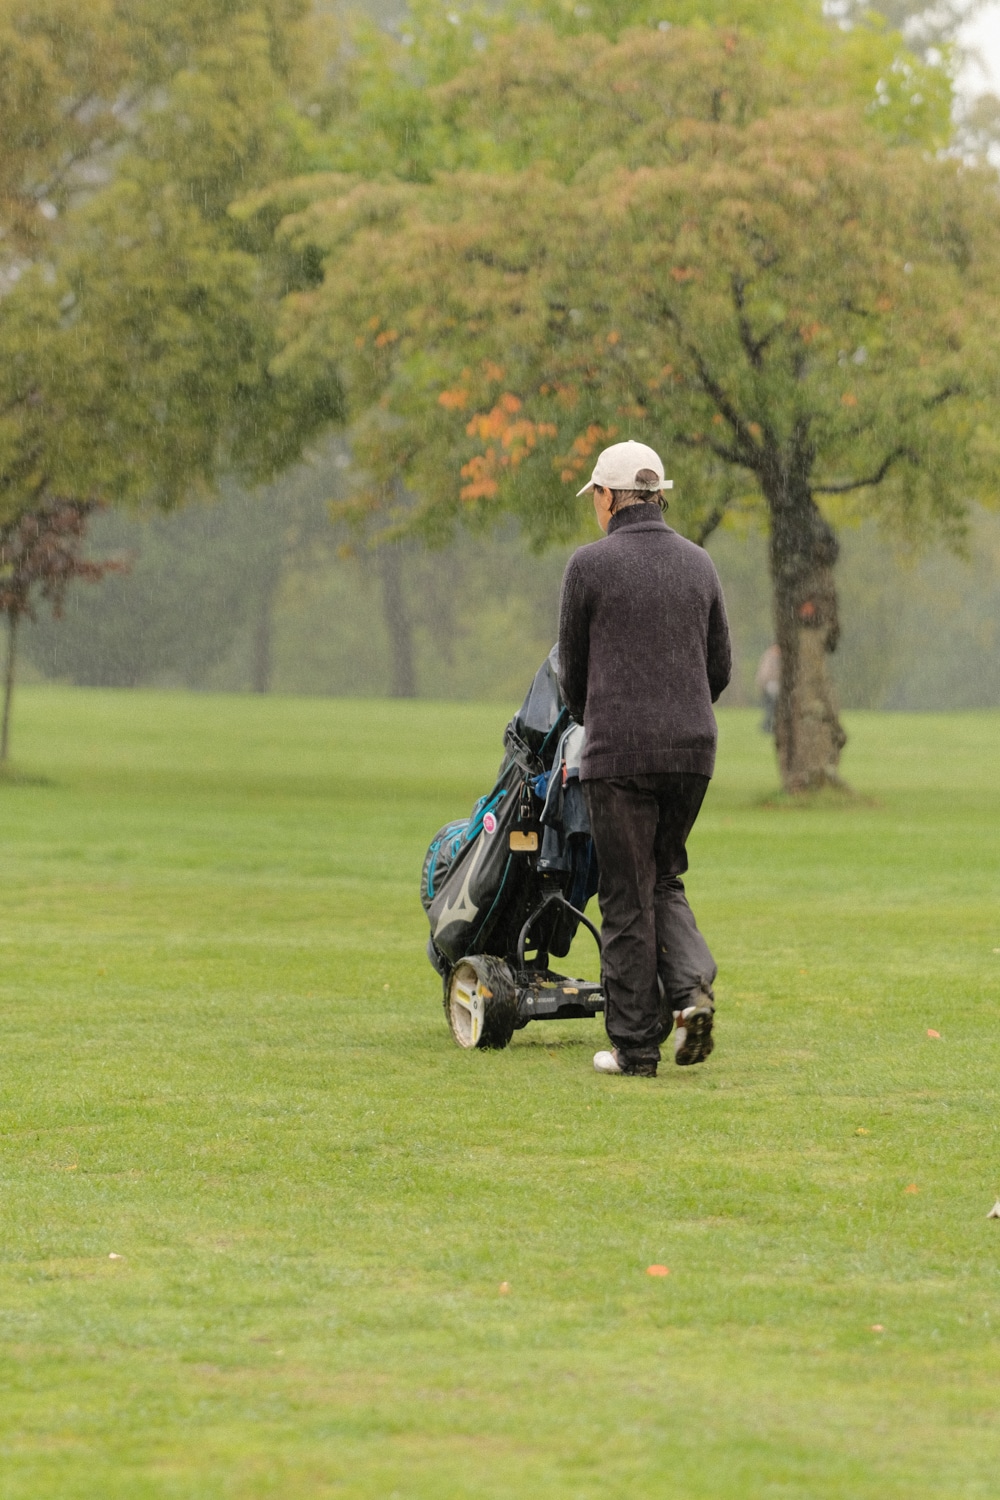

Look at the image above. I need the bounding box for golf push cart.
[421,648,605,1049]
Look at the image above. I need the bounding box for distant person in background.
[558,440,731,1078]
[756,644,781,734]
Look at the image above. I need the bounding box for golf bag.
[421,647,604,1049]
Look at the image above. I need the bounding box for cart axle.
[514,970,604,1025]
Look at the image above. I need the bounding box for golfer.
[558,440,731,1077]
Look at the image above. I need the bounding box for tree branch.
[694,505,726,546]
[839,298,876,319]
[674,433,752,469]
[29,90,143,203]
[731,275,779,370]
[813,447,912,494]
[746,234,779,273]
[925,383,964,409]
[30,138,108,203]
[660,304,763,470]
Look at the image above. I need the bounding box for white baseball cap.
[576,439,673,497]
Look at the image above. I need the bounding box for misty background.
[20,445,1000,710]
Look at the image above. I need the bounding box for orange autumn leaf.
[461,400,557,499]
[438,387,468,410]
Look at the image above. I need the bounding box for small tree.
[0,500,123,762]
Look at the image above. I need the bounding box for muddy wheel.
[444,955,517,1050]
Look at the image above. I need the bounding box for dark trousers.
[583,772,717,1072]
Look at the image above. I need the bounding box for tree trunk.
[377,543,417,698]
[251,563,281,695]
[1,612,18,764]
[766,479,847,792]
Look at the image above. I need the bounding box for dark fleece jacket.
[558,503,732,781]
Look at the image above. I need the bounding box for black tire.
[444,955,518,1050]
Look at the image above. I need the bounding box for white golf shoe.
[593,1048,624,1074]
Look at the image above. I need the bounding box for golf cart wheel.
[445,955,517,1051]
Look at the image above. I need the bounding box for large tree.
[251,7,950,531]
[264,23,999,790]
[263,0,949,518]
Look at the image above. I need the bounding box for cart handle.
[516,891,602,969]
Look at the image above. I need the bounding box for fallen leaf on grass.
[498,1281,511,1294]
[927,1029,941,1039]
[986,1202,1000,1220]
[108,1253,124,1260]
[905,1184,919,1194]
[870,1324,885,1333]
[647,1265,670,1277]
[856,1128,870,1136]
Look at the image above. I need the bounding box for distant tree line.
[20,482,1000,715]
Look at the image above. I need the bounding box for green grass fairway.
[3,688,1000,1499]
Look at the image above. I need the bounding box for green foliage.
[0,0,339,528]
[3,688,1000,1491]
[266,27,999,551]
[0,0,130,252]
[0,0,312,249]
[0,0,961,542]
[309,0,952,193]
